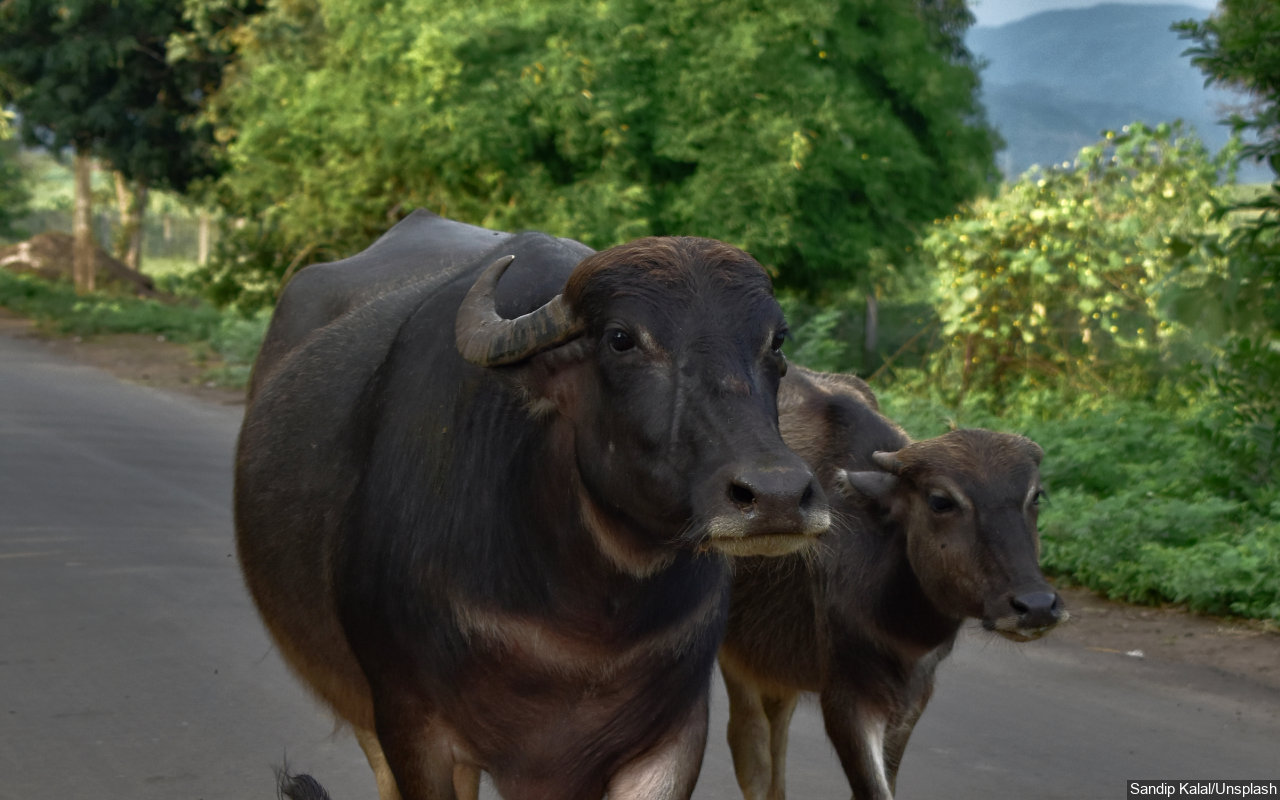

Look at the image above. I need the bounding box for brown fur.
[565,237,767,305]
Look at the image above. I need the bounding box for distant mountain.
[968,3,1266,181]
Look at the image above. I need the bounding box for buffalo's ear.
[511,339,593,418]
[834,469,898,502]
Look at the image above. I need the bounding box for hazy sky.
[971,0,1218,27]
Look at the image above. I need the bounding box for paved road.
[2,330,1277,800]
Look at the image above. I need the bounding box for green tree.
[1176,2,1280,484]
[193,0,999,307]
[1174,0,1280,340]
[1176,0,1280,181]
[915,0,980,65]
[0,0,224,287]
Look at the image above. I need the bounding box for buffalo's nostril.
[1011,591,1063,627]
[729,482,757,510]
[720,464,828,537]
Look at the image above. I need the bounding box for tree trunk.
[113,171,149,273]
[72,148,95,294]
[197,211,211,266]
[863,290,880,373]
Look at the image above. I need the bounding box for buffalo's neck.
[866,522,963,658]
[523,415,731,639]
[431,398,729,643]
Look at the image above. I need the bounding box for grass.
[0,268,267,388]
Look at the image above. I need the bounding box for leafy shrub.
[196,308,271,386]
[191,0,999,302]
[920,122,1233,397]
[0,269,266,386]
[1196,337,1280,491]
[190,212,336,312]
[778,292,937,377]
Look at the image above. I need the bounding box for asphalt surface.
[2,329,1277,800]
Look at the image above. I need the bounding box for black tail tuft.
[276,768,334,800]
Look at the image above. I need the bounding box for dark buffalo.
[235,211,829,800]
[718,366,1065,800]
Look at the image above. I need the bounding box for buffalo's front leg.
[722,655,797,800]
[762,691,798,799]
[355,726,404,800]
[607,692,710,800]
[819,686,893,800]
[374,694,467,800]
[882,696,928,794]
[452,764,481,800]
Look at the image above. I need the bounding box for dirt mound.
[0,231,157,295]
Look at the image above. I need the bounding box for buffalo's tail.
[276,768,334,800]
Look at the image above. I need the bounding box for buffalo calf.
[719,366,1065,800]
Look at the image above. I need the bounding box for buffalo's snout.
[703,460,829,556]
[728,465,820,519]
[984,587,1066,641]
[1011,590,1064,629]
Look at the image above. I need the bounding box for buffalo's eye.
[1031,489,1048,507]
[607,329,635,352]
[927,491,957,514]
[770,330,788,355]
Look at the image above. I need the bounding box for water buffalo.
[235,211,829,800]
[718,366,1065,800]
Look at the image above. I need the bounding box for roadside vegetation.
[1,0,1276,622]
[0,267,268,388]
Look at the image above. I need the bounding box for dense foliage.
[1175,0,1280,499]
[921,122,1233,396]
[1174,0,1279,345]
[1176,0,1280,182]
[189,0,999,307]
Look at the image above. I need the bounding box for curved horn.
[871,451,904,474]
[455,255,584,366]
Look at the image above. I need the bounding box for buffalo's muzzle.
[984,589,1067,641]
[704,462,830,556]
[1011,590,1065,630]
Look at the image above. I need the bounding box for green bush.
[919,123,1234,398]
[196,308,271,386]
[778,292,937,377]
